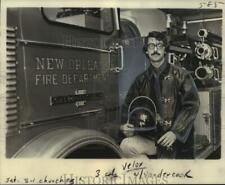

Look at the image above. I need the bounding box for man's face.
[147,37,166,63]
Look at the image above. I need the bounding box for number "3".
[95,169,100,177]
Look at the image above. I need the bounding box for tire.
[13,127,124,158]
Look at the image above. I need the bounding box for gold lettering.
[84,74,88,82]
[36,57,45,70]
[35,74,58,86]
[55,58,64,70]
[68,74,72,84]
[75,59,81,70]
[62,74,73,84]
[93,60,98,70]
[93,74,98,80]
[46,74,52,84]
[68,59,74,69]
[52,74,58,85]
[35,74,42,85]
[35,57,64,70]
[87,60,98,71]
[73,74,78,82]
[47,58,54,70]
[62,74,67,84]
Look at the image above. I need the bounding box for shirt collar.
[148,56,169,76]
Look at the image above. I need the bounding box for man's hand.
[120,123,135,137]
[157,131,176,147]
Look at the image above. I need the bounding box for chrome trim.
[17,39,112,53]
[20,108,103,128]
[114,45,124,72]
[187,17,222,24]
[113,9,120,31]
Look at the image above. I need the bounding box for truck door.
[6,8,124,158]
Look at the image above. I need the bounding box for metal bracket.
[109,43,124,73]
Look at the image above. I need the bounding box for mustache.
[151,52,160,56]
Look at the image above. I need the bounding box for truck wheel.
[13,127,124,158]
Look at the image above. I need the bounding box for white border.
[0,0,225,184]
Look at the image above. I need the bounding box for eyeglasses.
[147,43,164,50]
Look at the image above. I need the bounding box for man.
[120,31,200,159]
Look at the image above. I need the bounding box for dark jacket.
[121,60,200,158]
